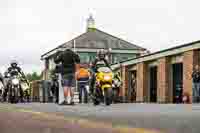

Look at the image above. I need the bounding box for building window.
[119,53,135,62]
[79,52,96,63]
[112,53,120,63]
[79,53,90,63]
[111,53,136,63]
[88,52,96,63]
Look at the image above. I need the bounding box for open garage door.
[149,66,157,103]
[172,63,183,103]
[128,70,137,102]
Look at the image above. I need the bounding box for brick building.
[111,40,200,104]
[41,15,147,80]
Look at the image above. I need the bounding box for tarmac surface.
[0,103,199,133]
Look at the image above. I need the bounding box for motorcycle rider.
[90,49,111,95]
[0,72,4,85]
[54,47,80,105]
[0,72,4,98]
[3,61,26,102]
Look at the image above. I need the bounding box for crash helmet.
[10,60,18,68]
[4,71,8,77]
[97,49,106,59]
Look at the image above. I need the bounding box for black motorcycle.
[8,75,21,103]
[51,74,59,103]
[50,64,63,104]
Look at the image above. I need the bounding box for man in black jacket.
[54,47,80,104]
[90,49,111,95]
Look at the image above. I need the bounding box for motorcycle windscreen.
[97,67,112,73]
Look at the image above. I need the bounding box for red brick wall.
[121,65,128,101]
[120,49,200,104]
[157,57,170,103]
[183,50,199,103]
[136,62,148,102]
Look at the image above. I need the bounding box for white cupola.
[86,14,95,31]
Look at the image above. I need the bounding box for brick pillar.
[183,50,199,103]
[136,62,148,102]
[121,65,128,102]
[157,57,170,103]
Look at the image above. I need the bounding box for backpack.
[77,68,90,80]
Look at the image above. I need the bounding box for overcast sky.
[0,0,200,73]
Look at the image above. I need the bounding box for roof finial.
[87,13,95,31]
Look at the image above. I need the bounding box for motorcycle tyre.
[104,89,112,106]
[92,93,100,106]
[93,98,100,106]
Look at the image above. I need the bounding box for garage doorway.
[149,66,157,103]
[128,70,137,102]
[172,63,183,103]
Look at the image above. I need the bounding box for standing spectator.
[76,64,90,103]
[54,47,80,105]
[192,65,200,103]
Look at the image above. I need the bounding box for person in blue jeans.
[76,64,90,103]
[192,65,200,103]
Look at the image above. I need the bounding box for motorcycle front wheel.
[92,88,100,106]
[10,87,19,104]
[104,89,113,106]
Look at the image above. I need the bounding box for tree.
[26,72,41,82]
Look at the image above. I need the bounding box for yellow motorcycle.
[93,67,113,106]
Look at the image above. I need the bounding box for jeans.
[78,80,89,103]
[193,82,200,102]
